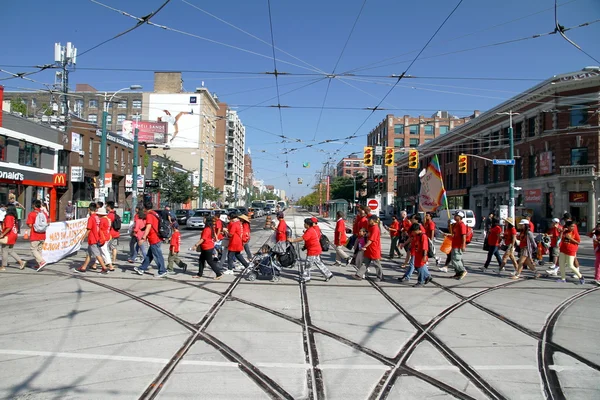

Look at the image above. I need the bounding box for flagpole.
[434,154,451,219]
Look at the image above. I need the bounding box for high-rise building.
[215,102,246,206]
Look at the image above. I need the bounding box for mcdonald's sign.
[52,173,67,187]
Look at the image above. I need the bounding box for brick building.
[335,155,367,178]
[396,67,600,230]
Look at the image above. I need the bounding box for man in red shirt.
[557,220,584,284]
[546,218,562,267]
[447,211,467,280]
[26,199,49,271]
[481,217,503,271]
[408,223,432,287]
[106,201,121,265]
[353,215,384,281]
[225,212,250,274]
[167,223,187,274]
[274,212,288,242]
[333,211,351,266]
[73,203,108,274]
[387,215,402,259]
[289,218,333,282]
[133,201,167,277]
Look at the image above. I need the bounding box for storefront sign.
[104,173,112,188]
[95,129,134,149]
[569,191,588,203]
[52,173,67,187]
[525,189,542,203]
[446,189,468,197]
[71,166,84,182]
[0,169,25,181]
[41,218,88,264]
[538,151,553,175]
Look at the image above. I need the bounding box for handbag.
[483,241,489,251]
[500,244,508,252]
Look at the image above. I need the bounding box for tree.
[263,191,281,201]
[201,182,221,203]
[224,188,236,204]
[148,160,196,206]
[330,174,366,202]
[10,98,27,115]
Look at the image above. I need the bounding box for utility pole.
[497,111,519,220]
[234,172,238,207]
[132,114,140,211]
[54,42,77,132]
[198,157,204,208]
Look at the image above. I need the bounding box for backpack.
[427,237,436,258]
[286,225,293,239]
[466,227,474,244]
[33,210,49,233]
[111,212,122,231]
[279,244,297,268]
[152,211,172,240]
[319,234,331,252]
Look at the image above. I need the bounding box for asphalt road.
[0,208,598,399]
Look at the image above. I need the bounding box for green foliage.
[148,159,195,206]
[10,98,27,115]
[41,103,52,116]
[330,174,366,201]
[201,182,221,203]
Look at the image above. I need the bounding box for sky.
[2,0,600,199]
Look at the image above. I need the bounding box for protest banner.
[42,218,88,264]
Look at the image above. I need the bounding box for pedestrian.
[26,199,49,271]
[73,203,109,274]
[164,205,175,224]
[408,223,432,287]
[0,205,26,271]
[499,217,518,273]
[352,227,368,273]
[447,211,468,280]
[7,193,24,234]
[397,214,425,282]
[557,220,584,284]
[522,213,535,233]
[353,215,384,281]
[273,212,288,242]
[592,229,600,286]
[289,218,333,282]
[224,212,249,274]
[65,200,75,220]
[546,218,562,267]
[218,213,230,272]
[239,213,253,260]
[133,200,168,278]
[423,212,437,264]
[387,215,402,259]
[127,207,146,263]
[484,213,494,233]
[438,219,454,273]
[192,217,222,280]
[481,217,503,271]
[96,208,115,272]
[547,213,581,277]
[333,211,351,266]
[167,222,187,274]
[105,201,121,265]
[512,221,540,279]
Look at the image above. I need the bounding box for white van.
[432,209,476,232]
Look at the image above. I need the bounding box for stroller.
[534,234,551,266]
[245,241,297,282]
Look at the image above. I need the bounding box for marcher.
[0,205,26,271]
[73,203,109,274]
[556,220,584,284]
[484,213,494,233]
[333,211,351,266]
[352,227,368,272]
[128,207,146,263]
[512,221,540,280]
[106,201,120,264]
[26,199,49,271]
[96,208,115,271]
[481,217,503,271]
[592,228,600,286]
[546,218,562,267]
[409,223,432,287]
[289,218,333,282]
[423,212,437,264]
[387,215,402,259]
[499,218,518,273]
[522,213,535,232]
[192,217,222,280]
[224,212,249,274]
[353,215,384,281]
[167,223,187,274]
[239,214,253,260]
[448,211,468,280]
[547,213,580,277]
[274,212,288,242]
[65,200,75,220]
[133,201,167,278]
[7,193,24,234]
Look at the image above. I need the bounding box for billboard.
[146,94,201,148]
[121,120,168,144]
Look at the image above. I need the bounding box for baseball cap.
[311,217,318,223]
[519,220,529,225]
[454,211,465,218]
[552,218,560,223]
[97,207,107,215]
[172,222,180,229]
[450,220,456,224]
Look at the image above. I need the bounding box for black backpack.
[152,211,172,240]
[279,245,297,268]
[319,234,331,252]
[111,212,122,231]
[427,237,436,258]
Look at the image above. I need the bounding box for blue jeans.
[417,265,430,283]
[140,243,166,274]
[128,237,146,260]
[402,255,416,280]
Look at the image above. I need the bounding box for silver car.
[186,210,214,229]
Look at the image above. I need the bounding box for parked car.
[186,209,214,229]
[237,207,249,216]
[264,206,275,215]
[432,209,476,232]
[254,208,264,218]
[175,209,195,226]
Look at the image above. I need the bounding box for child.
[409,223,432,287]
[593,229,600,286]
[353,227,368,276]
[167,223,187,274]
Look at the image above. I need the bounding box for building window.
[571,147,588,165]
[114,147,118,165]
[0,136,6,161]
[472,168,478,186]
[106,145,110,169]
[89,139,93,160]
[117,114,126,124]
[394,138,404,148]
[106,114,112,125]
[118,100,128,109]
[515,122,523,142]
[515,158,522,179]
[439,126,449,135]
[345,169,351,175]
[394,124,404,134]
[424,125,434,135]
[570,105,587,126]
[18,141,41,167]
[88,114,98,123]
[527,116,536,137]
[483,165,489,184]
[409,124,419,135]
[75,99,84,113]
[493,166,499,182]
[491,130,500,149]
[528,155,536,178]
[89,99,98,109]
[409,138,420,147]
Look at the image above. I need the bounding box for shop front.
[568,191,590,231]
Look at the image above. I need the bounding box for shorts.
[109,238,118,251]
[87,244,102,258]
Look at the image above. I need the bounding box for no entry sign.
[367,198,379,211]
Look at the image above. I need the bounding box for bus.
[278,201,286,211]
[251,200,266,210]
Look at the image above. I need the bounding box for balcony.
[560,164,597,177]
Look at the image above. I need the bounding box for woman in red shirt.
[193,217,223,280]
[481,217,503,271]
[557,220,584,284]
[333,211,351,266]
[289,218,333,282]
[353,215,384,281]
[225,213,250,273]
[239,214,253,260]
[500,218,518,273]
[0,205,26,270]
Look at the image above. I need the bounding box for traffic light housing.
[458,154,468,174]
[384,146,394,166]
[363,146,373,166]
[408,150,419,169]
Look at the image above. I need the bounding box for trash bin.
[122,211,131,225]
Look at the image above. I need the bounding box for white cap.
[97,207,107,215]
[519,220,528,225]
[450,220,456,224]
[552,218,560,223]
[454,211,465,218]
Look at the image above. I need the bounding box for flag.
[418,156,447,213]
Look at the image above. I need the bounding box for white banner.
[42,218,88,264]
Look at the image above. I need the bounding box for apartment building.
[216,102,246,206]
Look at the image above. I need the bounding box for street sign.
[493,159,515,166]
[373,165,382,175]
[367,198,380,211]
[145,179,159,188]
[375,146,383,156]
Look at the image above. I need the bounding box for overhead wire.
[554,0,600,64]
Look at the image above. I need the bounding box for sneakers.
[223,269,234,275]
[234,266,245,272]
[99,269,109,275]
[181,263,188,273]
[424,276,433,285]
[324,274,333,282]
[546,268,558,276]
[397,276,409,282]
[73,267,86,274]
[456,271,468,280]
[167,270,177,275]
[413,282,424,287]
[346,258,352,266]
[438,266,448,273]
[133,267,144,275]
[479,266,487,272]
[332,261,342,266]
[37,261,47,272]
[351,274,362,280]
[214,275,223,280]
[155,272,167,278]
[511,274,521,280]
[579,277,585,285]
[19,260,26,270]
[556,279,566,283]
[593,280,600,286]
[127,259,134,263]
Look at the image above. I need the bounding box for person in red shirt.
[512,221,541,280]
[557,220,584,284]
[408,223,432,287]
[353,215,384,281]
[167,223,187,274]
[523,213,535,233]
[333,211,351,266]
[239,214,253,260]
[26,199,49,271]
[289,218,333,282]
[446,211,467,280]
[105,201,121,265]
[500,218,518,273]
[193,217,222,279]
[74,203,109,274]
[546,218,562,267]
[96,208,114,271]
[133,200,167,277]
[387,215,402,259]
[224,212,250,274]
[481,217,503,271]
[128,207,146,263]
[0,205,26,270]
[274,212,288,242]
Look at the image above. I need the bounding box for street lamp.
[98,85,142,201]
[497,111,519,220]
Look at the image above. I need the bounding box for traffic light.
[363,146,373,166]
[458,154,468,174]
[384,146,394,166]
[408,150,419,169]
